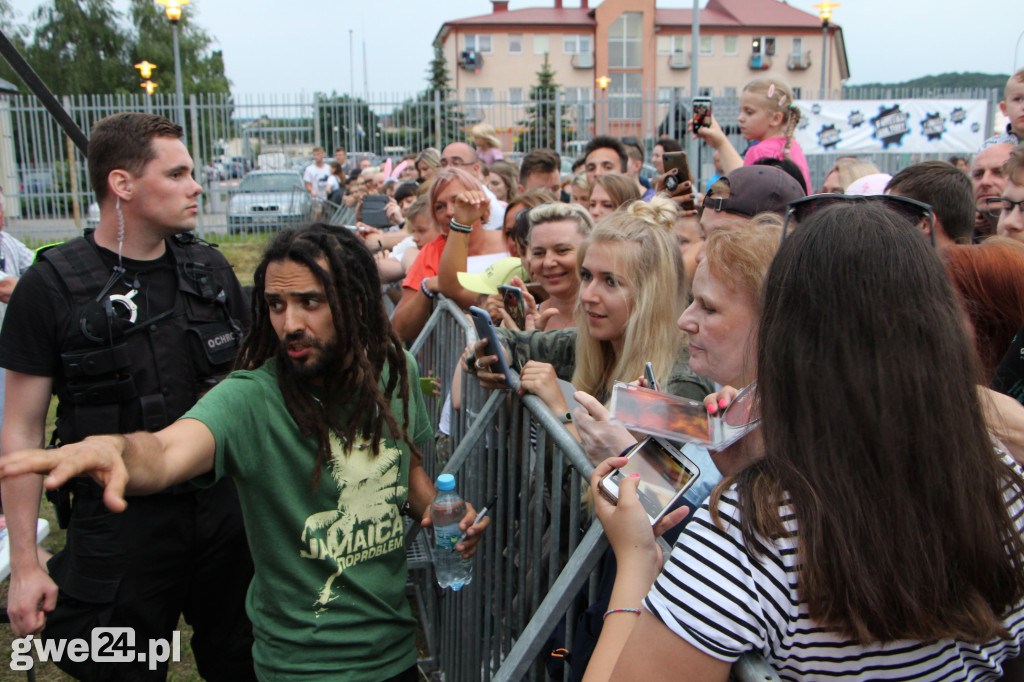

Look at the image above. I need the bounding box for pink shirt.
[743,137,811,195]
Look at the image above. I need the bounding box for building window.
[698,86,713,97]
[534,34,550,55]
[465,87,494,121]
[465,34,493,55]
[657,87,677,102]
[699,35,713,56]
[722,86,737,98]
[752,36,776,56]
[608,12,642,68]
[792,37,803,54]
[608,72,642,120]
[723,35,738,56]
[508,34,523,55]
[657,35,686,56]
[563,34,592,55]
[564,87,594,121]
[509,87,525,104]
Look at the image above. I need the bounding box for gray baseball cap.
[703,165,806,218]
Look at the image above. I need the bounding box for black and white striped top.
[644,455,1024,681]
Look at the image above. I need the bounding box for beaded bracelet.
[420,279,436,299]
[603,608,641,622]
[449,218,473,234]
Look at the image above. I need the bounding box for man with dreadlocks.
[0,223,491,681]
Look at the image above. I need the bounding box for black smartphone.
[662,151,693,199]
[468,306,513,388]
[599,437,701,525]
[361,194,391,228]
[525,282,549,304]
[497,285,526,329]
[693,97,712,135]
[643,362,659,392]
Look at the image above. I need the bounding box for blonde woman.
[469,206,712,432]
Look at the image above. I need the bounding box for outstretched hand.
[0,435,131,513]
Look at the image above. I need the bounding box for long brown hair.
[236,224,418,488]
[720,203,1024,643]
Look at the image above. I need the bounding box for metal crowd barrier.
[409,297,779,682]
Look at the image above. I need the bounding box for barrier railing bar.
[492,522,609,682]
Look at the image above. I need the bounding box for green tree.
[0,1,30,90]
[127,0,229,95]
[317,93,380,154]
[403,42,463,148]
[517,53,571,152]
[23,0,134,94]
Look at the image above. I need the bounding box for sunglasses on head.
[783,193,935,247]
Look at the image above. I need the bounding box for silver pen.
[456,495,497,546]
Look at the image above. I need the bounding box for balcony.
[571,53,594,69]
[787,51,812,70]
[749,53,772,70]
[459,49,484,72]
[667,52,690,70]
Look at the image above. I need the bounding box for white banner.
[793,99,988,154]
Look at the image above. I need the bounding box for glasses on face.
[985,196,1024,219]
[783,194,936,247]
[440,158,470,168]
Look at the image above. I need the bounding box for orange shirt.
[401,234,446,290]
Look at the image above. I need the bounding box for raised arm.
[437,190,490,309]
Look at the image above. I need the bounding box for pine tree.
[413,42,464,148]
[518,53,571,152]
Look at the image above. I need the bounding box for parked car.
[226,170,312,234]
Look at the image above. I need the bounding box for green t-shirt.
[184,350,432,681]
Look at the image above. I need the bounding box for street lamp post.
[155,0,189,137]
[596,75,610,136]
[813,3,839,98]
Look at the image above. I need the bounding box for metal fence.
[0,86,1001,246]
[407,296,780,682]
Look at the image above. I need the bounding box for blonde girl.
[696,77,811,193]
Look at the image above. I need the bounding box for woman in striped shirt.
[585,202,1024,681]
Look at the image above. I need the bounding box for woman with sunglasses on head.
[583,202,1024,682]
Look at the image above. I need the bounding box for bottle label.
[435,525,460,551]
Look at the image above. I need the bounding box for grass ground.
[0,234,275,680]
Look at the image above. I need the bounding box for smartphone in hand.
[692,98,712,134]
[599,437,700,524]
[497,285,526,329]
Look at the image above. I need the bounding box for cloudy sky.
[5,0,1023,96]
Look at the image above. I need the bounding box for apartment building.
[434,0,849,140]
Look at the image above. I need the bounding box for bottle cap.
[436,473,456,491]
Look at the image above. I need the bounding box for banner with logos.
[793,99,988,154]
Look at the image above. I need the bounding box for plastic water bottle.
[431,474,473,591]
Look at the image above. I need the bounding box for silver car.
[226,170,312,234]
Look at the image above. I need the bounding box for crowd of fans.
[317,70,1024,680]
[6,67,1024,680]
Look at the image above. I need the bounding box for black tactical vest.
[37,232,245,445]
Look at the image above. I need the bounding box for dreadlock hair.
[236,223,418,489]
